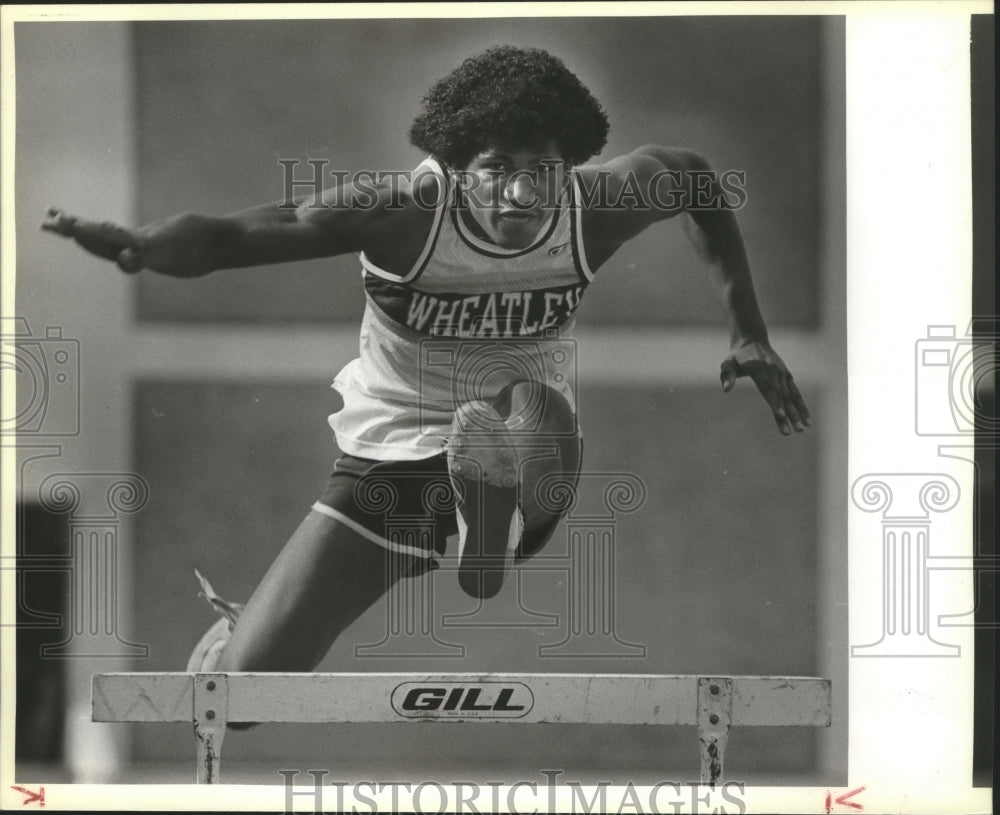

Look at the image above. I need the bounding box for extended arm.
[586,146,810,434]
[41,171,435,278]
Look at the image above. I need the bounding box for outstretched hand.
[42,208,145,273]
[41,208,217,277]
[720,339,811,435]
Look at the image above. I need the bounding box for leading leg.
[499,380,581,559]
[449,380,581,598]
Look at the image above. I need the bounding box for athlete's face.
[461,141,568,249]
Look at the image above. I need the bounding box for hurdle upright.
[92,672,831,784]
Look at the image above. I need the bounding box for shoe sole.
[448,401,521,598]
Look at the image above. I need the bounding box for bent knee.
[496,379,576,435]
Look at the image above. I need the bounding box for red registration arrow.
[825,786,864,811]
[10,785,45,807]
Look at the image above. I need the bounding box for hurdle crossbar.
[92,672,831,784]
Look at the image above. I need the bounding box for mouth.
[497,210,538,224]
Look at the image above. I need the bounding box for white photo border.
[1,2,991,813]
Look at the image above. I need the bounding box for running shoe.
[447,400,523,598]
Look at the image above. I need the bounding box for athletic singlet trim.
[361,163,592,285]
[451,197,562,259]
[569,173,594,282]
[359,158,448,283]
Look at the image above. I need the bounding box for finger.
[775,369,792,403]
[784,398,805,432]
[788,378,811,427]
[53,215,140,248]
[88,220,141,250]
[71,230,128,262]
[720,358,739,392]
[41,208,78,236]
[750,370,791,435]
[116,247,144,274]
[773,371,805,432]
[71,219,141,262]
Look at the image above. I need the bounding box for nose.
[504,173,537,209]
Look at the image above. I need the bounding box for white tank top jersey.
[329,157,595,460]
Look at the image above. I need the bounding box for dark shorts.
[314,446,581,570]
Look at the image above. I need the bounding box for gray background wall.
[13,16,847,786]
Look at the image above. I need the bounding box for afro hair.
[408,45,609,168]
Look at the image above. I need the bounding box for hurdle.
[92,672,831,784]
